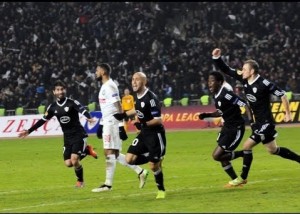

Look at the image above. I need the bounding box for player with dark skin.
[199,71,253,187]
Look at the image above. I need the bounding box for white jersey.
[98,79,121,122]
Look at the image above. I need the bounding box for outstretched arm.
[198,111,221,120]
[212,48,243,81]
[18,119,46,138]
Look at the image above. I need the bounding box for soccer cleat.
[75,181,84,188]
[156,190,166,199]
[86,145,98,159]
[91,184,112,192]
[138,169,149,189]
[224,177,247,188]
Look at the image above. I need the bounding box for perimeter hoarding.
[1,101,299,138]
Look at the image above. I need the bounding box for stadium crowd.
[0,2,299,113]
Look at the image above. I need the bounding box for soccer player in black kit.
[199,71,253,187]
[212,48,300,186]
[18,80,98,188]
[113,71,167,199]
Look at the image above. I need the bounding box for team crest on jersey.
[141,102,145,108]
[253,87,257,93]
[218,101,221,106]
[64,107,69,112]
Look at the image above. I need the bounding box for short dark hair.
[98,63,111,76]
[52,80,66,90]
[209,71,224,83]
[244,59,259,73]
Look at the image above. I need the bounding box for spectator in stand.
[0,2,299,111]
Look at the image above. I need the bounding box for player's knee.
[64,160,73,167]
[125,154,135,165]
[148,162,158,172]
[212,153,221,161]
[267,146,278,155]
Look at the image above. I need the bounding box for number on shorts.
[132,138,139,146]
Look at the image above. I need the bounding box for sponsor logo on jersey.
[246,94,257,102]
[112,93,119,97]
[136,110,144,118]
[60,116,70,124]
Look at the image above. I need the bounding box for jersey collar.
[137,88,149,99]
[248,74,260,85]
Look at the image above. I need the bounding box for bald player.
[113,71,167,199]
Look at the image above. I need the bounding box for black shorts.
[217,125,245,151]
[250,123,278,144]
[63,132,88,160]
[127,130,166,163]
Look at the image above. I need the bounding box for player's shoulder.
[147,89,159,99]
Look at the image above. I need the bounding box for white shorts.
[102,118,122,150]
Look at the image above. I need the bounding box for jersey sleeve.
[72,99,91,119]
[149,97,162,119]
[108,85,121,104]
[225,91,247,107]
[262,78,285,98]
[44,104,54,120]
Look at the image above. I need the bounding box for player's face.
[208,75,221,94]
[241,63,253,80]
[53,86,66,100]
[132,73,144,93]
[95,66,103,81]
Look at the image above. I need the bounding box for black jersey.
[43,97,88,134]
[134,88,164,132]
[213,57,285,124]
[214,85,246,127]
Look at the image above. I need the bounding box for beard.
[96,76,102,81]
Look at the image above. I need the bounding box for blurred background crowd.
[0,2,299,113]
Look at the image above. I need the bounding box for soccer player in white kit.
[92,63,148,192]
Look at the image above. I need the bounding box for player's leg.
[147,131,166,199]
[71,136,89,188]
[240,137,256,181]
[264,140,300,162]
[117,153,149,188]
[92,123,119,192]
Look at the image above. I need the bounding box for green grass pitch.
[1,126,300,213]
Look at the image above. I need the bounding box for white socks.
[117,153,143,175]
[105,154,116,186]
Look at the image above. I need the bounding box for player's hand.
[18,130,29,138]
[113,113,127,121]
[96,124,103,139]
[212,48,221,57]
[119,126,128,140]
[198,113,210,120]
